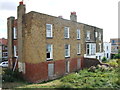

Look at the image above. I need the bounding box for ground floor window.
[65,44,70,57]
[66,61,70,73]
[86,43,96,55]
[46,44,53,60]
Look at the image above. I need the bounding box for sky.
[0,0,119,42]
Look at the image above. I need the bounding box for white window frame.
[65,44,70,57]
[46,44,53,60]
[13,27,17,39]
[86,43,96,55]
[14,46,18,57]
[77,29,80,39]
[77,43,81,54]
[64,27,70,38]
[46,24,53,38]
[86,31,90,40]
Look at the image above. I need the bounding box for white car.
[0,61,8,68]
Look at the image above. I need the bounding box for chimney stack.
[70,11,77,22]
[17,1,26,62]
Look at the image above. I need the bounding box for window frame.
[86,43,96,55]
[99,32,101,41]
[77,29,80,39]
[86,31,90,40]
[13,27,17,39]
[77,43,81,54]
[65,44,70,57]
[64,27,70,39]
[46,24,53,38]
[46,44,53,60]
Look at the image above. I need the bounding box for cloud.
[0,0,17,11]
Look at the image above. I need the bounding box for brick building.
[0,38,8,62]
[7,1,103,83]
[110,38,120,58]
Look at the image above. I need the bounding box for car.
[0,61,8,68]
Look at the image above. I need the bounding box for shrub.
[113,54,120,59]
[102,57,107,62]
[2,68,24,82]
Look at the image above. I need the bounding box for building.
[103,42,111,60]
[84,25,104,60]
[0,38,8,62]
[110,38,120,58]
[7,1,103,83]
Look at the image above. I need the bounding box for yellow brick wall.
[23,12,85,64]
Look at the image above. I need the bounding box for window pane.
[46,44,53,60]
[65,44,70,57]
[64,27,69,38]
[46,24,52,37]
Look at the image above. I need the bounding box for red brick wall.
[70,58,77,72]
[54,60,65,77]
[25,62,48,83]
[23,57,85,83]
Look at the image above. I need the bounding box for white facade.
[103,42,111,60]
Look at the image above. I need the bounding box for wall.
[23,11,85,64]
[83,58,101,68]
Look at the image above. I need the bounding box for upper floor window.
[46,44,53,60]
[13,27,17,39]
[14,46,18,57]
[65,44,70,57]
[86,31,90,40]
[77,29,80,39]
[46,24,52,38]
[99,43,101,52]
[77,43,81,54]
[99,32,101,41]
[95,32,98,38]
[64,27,69,38]
[86,43,96,55]
[112,40,115,44]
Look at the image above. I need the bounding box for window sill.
[46,58,53,61]
[77,53,81,55]
[46,37,53,39]
[65,38,69,39]
[77,38,80,40]
[65,56,70,59]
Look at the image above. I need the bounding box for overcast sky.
[0,0,119,42]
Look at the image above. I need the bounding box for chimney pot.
[58,16,63,18]
[71,12,76,15]
[19,1,23,5]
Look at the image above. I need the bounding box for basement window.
[46,44,53,60]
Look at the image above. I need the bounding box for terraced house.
[7,1,103,83]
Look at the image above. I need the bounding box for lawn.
[2,59,120,89]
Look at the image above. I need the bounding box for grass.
[2,59,120,89]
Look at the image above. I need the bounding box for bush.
[113,54,120,59]
[102,57,107,62]
[2,68,24,82]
